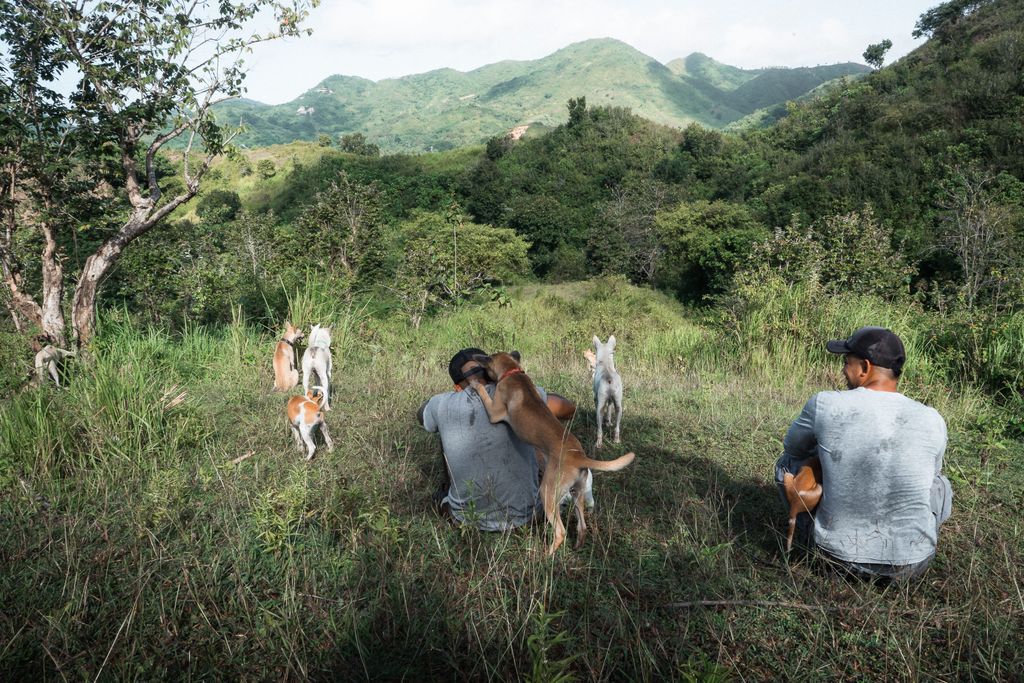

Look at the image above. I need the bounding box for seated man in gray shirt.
[418,348,575,531]
[776,327,953,580]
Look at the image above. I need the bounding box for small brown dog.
[782,457,823,551]
[286,389,334,460]
[470,351,635,555]
[273,322,304,391]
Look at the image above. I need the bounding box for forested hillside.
[213,38,868,152]
[83,0,1020,405]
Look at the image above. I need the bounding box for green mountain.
[216,38,869,152]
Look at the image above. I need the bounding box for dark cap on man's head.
[826,326,906,375]
[449,347,486,384]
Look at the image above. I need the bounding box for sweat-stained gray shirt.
[779,387,948,565]
[421,383,546,530]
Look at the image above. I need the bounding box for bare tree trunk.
[71,231,129,347]
[39,223,67,346]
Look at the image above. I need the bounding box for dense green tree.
[655,200,767,300]
[863,39,893,69]
[339,133,381,157]
[395,209,530,325]
[0,0,314,347]
[197,190,242,224]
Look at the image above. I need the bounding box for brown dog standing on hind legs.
[782,456,822,551]
[469,351,635,555]
[273,322,304,391]
[286,388,334,460]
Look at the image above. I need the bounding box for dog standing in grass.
[470,351,635,555]
[590,335,623,448]
[301,324,332,410]
[286,388,334,460]
[34,344,76,387]
[272,321,304,391]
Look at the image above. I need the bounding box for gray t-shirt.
[779,387,947,565]
[421,384,546,530]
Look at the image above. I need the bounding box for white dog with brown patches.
[590,335,623,448]
[286,389,334,460]
[301,324,332,410]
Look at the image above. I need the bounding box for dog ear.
[471,354,491,366]
[510,351,521,363]
[593,335,601,349]
[608,335,616,350]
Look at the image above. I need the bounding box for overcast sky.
[242,0,940,104]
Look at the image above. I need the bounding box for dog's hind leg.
[48,360,61,387]
[572,490,588,549]
[594,391,605,449]
[300,424,317,460]
[321,363,331,411]
[290,423,303,451]
[612,396,622,444]
[319,420,335,452]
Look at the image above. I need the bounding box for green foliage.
[655,200,767,300]
[738,208,915,301]
[338,132,381,157]
[290,171,389,285]
[196,189,242,223]
[256,158,277,179]
[525,605,578,683]
[395,208,530,324]
[914,0,992,39]
[863,39,893,69]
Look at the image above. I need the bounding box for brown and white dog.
[273,322,304,391]
[286,388,334,460]
[470,351,635,555]
[782,456,823,551]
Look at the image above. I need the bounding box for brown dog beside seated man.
[468,351,635,555]
[419,348,631,553]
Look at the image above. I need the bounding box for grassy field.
[1,278,1022,680]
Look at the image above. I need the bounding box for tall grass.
[1,279,1021,680]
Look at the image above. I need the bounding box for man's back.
[421,384,545,530]
[785,387,947,565]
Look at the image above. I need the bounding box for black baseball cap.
[826,326,906,375]
[449,347,487,384]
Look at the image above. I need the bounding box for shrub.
[196,189,242,223]
[395,209,530,325]
[655,200,768,301]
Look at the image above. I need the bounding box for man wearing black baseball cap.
[418,348,575,530]
[775,326,953,580]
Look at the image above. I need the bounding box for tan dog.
[286,389,334,460]
[470,351,635,555]
[782,456,823,551]
[273,322,304,391]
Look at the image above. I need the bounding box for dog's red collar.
[498,367,524,382]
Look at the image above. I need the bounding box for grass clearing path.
[2,280,1021,680]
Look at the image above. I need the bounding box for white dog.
[35,345,76,387]
[301,324,333,411]
[590,335,623,448]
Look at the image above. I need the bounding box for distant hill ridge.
[216,38,869,152]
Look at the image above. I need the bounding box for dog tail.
[574,451,635,472]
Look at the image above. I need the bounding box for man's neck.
[859,377,899,393]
